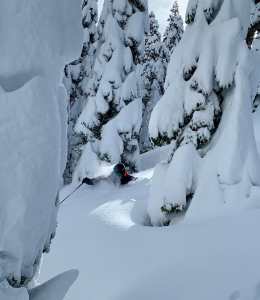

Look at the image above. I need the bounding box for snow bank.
[0,0,82,288]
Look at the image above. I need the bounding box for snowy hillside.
[40,111,260,300]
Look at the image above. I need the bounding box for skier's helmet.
[114,163,126,177]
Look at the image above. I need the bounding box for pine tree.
[139,12,169,152]
[163,1,184,55]
[63,0,98,183]
[74,0,148,179]
[148,0,260,225]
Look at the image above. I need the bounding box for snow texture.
[40,141,260,300]
[29,270,78,300]
[0,0,82,289]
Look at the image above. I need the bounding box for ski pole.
[58,183,83,206]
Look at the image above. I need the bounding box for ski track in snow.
[39,115,260,300]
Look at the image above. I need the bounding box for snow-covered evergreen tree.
[139,12,169,152]
[63,0,98,183]
[74,0,148,180]
[163,1,184,55]
[148,0,260,226]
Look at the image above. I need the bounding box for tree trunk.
[247,0,260,47]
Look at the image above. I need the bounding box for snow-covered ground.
[40,111,260,300]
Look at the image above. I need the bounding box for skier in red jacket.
[82,163,136,186]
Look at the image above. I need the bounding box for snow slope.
[41,117,260,300]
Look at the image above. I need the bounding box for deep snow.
[40,113,260,300]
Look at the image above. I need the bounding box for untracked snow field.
[40,111,260,300]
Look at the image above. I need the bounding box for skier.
[82,163,136,186]
[58,163,136,206]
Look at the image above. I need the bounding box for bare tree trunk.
[247,0,260,47]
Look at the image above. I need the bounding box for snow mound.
[91,199,136,229]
